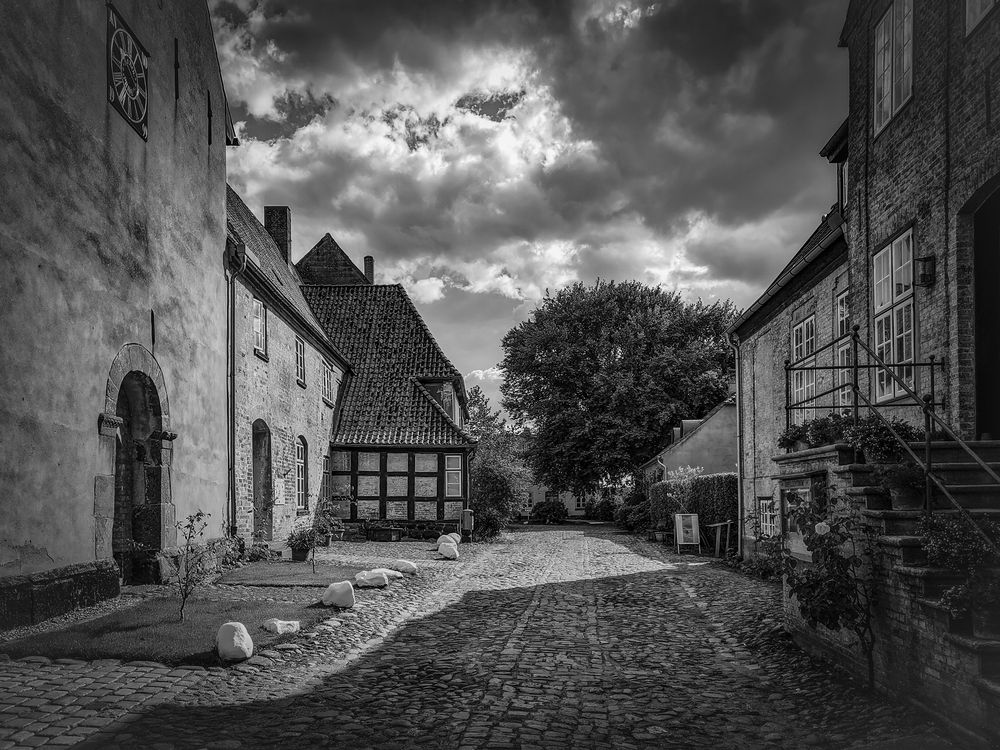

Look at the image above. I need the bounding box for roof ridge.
[411,378,478,444]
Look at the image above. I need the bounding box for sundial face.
[107,6,149,140]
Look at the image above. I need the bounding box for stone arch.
[95,344,176,578]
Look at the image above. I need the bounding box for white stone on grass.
[261,618,300,635]
[355,570,390,588]
[216,622,253,662]
[439,543,459,560]
[390,559,418,575]
[447,532,462,545]
[434,535,454,549]
[369,567,404,580]
[322,581,355,608]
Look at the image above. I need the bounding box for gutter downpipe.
[729,333,744,558]
[225,239,247,538]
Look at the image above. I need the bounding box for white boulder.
[216,622,253,661]
[262,618,300,635]
[447,532,462,545]
[390,559,418,575]
[355,570,390,588]
[439,542,459,560]
[434,535,454,549]
[369,567,404,580]
[322,581,355,608]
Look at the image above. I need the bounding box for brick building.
[0,1,236,624]
[730,2,1000,742]
[298,242,476,524]
[224,187,352,545]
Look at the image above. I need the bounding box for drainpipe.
[225,238,247,538]
[729,333,745,557]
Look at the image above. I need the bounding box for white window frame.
[835,342,854,417]
[445,454,462,497]
[836,290,851,339]
[253,298,267,356]
[873,0,913,134]
[967,0,996,33]
[758,496,779,538]
[873,230,915,401]
[295,437,308,510]
[838,159,849,212]
[575,496,585,511]
[295,336,306,384]
[791,316,816,425]
[322,360,341,404]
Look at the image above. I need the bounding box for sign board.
[674,513,700,554]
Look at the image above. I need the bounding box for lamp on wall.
[915,255,936,287]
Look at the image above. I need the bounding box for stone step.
[862,509,923,534]
[925,462,1000,486]
[877,535,927,565]
[910,440,1000,464]
[893,564,967,598]
[946,634,1000,679]
[973,677,1000,742]
[929,484,1000,510]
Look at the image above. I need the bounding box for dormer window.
[873,0,913,134]
[323,360,342,406]
[967,0,996,33]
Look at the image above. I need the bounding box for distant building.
[0,2,236,624]
[639,396,738,487]
[298,242,477,523]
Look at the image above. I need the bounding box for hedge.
[649,472,738,531]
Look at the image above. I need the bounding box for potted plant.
[777,422,808,452]
[844,415,923,463]
[286,523,316,562]
[875,462,925,510]
[653,523,668,543]
[921,515,1000,638]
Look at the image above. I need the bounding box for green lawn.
[0,595,333,666]
[218,560,361,587]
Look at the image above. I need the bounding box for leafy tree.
[466,386,532,539]
[500,280,737,494]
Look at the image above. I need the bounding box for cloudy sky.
[212,0,848,408]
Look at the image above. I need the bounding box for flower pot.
[654,531,667,543]
[972,605,1000,640]
[889,487,924,510]
[290,547,309,562]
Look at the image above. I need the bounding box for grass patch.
[218,560,362,587]
[0,595,332,666]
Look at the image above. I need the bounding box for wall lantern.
[915,255,936,287]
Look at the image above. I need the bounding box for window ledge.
[297,378,307,389]
[296,507,309,516]
[254,348,269,363]
[873,95,913,142]
[322,397,335,409]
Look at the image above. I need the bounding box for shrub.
[777,422,807,451]
[920,515,1000,616]
[686,473,738,527]
[614,479,651,531]
[778,413,852,451]
[844,415,923,463]
[474,506,507,540]
[649,466,703,529]
[532,499,569,524]
[585,497,617,521]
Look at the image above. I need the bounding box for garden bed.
[0,594,331,666]
[218,560,361,587]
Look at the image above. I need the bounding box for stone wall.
[233,281,338,545]
[0,2,228,582]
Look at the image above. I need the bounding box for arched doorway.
[113,371,165,583]
[251,419,273,541]
[974,185,1000,437]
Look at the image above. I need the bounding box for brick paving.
[0,527,958,749]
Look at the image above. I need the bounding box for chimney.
[264,206,291,263]
[364,255,375,284]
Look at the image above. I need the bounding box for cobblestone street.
[1,527,956,749]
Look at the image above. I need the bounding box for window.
[253,298,267,356]
[835,290,851,339]
[967,0,996,32]
[873,230,915,400]
[295,337,306,384]
[545,489,560,503]
[322,454,330,502]
[323,360,342,404]
[295,437,308,510]
[758,497,779,538]
[790,316,816,425]
[445,455,462,497]
[873,0,913,133]
[834,290,853,416]
[575,496,585,511]
[525,492,534,508]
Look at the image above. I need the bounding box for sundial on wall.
[107,4,149,140]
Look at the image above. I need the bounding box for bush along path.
[2,527,956,750]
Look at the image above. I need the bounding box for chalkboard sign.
[674,513,700,554]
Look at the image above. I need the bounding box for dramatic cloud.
[211,0,848,404]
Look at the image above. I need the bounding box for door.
[252,420,273,541]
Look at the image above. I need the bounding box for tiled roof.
[225,185,346,363]
[301,284,476,447]
[297,234,371,286]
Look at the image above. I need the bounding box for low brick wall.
[0,560,119,629]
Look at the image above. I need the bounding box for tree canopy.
[466,385,532,539]
[500,280,737,495]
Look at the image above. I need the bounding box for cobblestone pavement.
[0,527,958,749]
